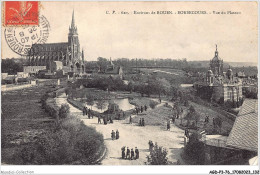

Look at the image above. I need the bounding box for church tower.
[210,45,223,76]
[68,10,80,63]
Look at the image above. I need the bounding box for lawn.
[132,105,173,127]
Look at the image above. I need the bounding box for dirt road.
[56,94,185,165]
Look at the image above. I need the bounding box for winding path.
[56,94,185,165]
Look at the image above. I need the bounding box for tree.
[59,104,70,119]
[214,117,222,133]
[96,98,106,112]
[189,105,195,113]
[147,143,168,165]
[148,77,171,99]
[127,81,134,93]
[86,93,95,110]
[184,133,205,164]
[1,58,23,74]
[97,57,108,73]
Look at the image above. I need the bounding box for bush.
[184,133,205,164]
[147,143,168,165]
[59,104,70,119]
[224,100,233,109]
[149,100,157,109]
[184,100,189,107]
[16,116,105,165]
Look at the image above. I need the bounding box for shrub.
[149,100,157,109]
[59,104,70,119]
[184,133,205,164]
[147,143,168,165]
[17,116,105,165]
[224,100,233,109]
[184,100,189,107]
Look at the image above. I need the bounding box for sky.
[1,1,258,63]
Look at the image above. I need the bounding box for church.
[194,45,243,105]
[26,11,85,75]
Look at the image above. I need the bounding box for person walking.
[129,115,132,124]
[82,107,86,116]
[142,118,145,126]
[172,116,175,124]
[104,116,107,125]
[136,107,139,115]
[111,130,115,140]
[85,107,88,116]
[135,147,139,159]
[110,116,113,124]
[167,120,170,131]
[126,147,130,159]
[144,105,147,111]
[131,148,135,160]
[141,106,143,113]
[116,130,119,139]
[98,116,102,124]
[139,118,142,126]
[121,146,125,159]
[88,111,91,119]
[149,140,154,152]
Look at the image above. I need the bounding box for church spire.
[82,49,84,61]
[69,10,77,35]
[215,44,218,57]
[71,10,75,29]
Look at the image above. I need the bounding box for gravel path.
[56,94,185,165]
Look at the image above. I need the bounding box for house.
[23,66,46,75]
[104,59,123,79]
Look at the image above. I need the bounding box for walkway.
[56,94,185,165]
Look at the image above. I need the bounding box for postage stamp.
[3,1,39,26]
[4,15,50,56]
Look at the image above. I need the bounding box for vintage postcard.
[1,1,258,175]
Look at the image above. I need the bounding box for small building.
[23,66,46,74]
[17,72,29,78]
[104,58,123,79]
[51,61,63,72]
[1,73,8,80]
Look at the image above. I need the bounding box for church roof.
[31,42,69,55]
[105,66,121,74]
[226,99,258,152]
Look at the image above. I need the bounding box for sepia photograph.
[1,1,258,174]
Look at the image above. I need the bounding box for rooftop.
[226,99,258,152]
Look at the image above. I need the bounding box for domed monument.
[194,45,243,105]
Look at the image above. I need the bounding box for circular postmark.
[4,15,50,56]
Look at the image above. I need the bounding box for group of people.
[111,130,119,140]
[138,118,145,126]
[83,106,92,119]
[135,105,147,115]
[121,146,139,160]
[98,115,113,125]
[116,112,126,120]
